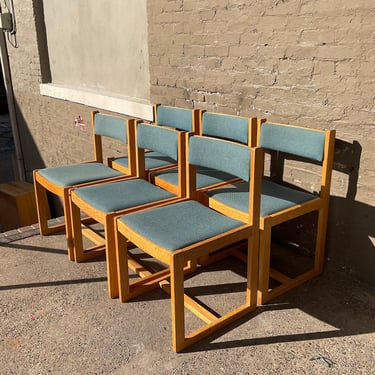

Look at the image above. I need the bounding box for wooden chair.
[33,111,136,260]
[202,120,336,305]
[69,122,187,298]
[109,104,199,175]
[150,111,257,195]
[113,135,263,352]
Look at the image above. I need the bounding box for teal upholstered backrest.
[201,112,249,144]
[156,106,193,132]
[137,123,179,160]
[259,122,325,162]
[189,136,251,181]
[94,113,128,143]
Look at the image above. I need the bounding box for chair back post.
[92,110,103,163]
[248,118,258,147]
[192,108,201,134]
[153,104,160,124]
[134,120,146,179]
[320,129,336,201]
[185,133,196,200]
[177,131,188,198]
[248,146,264,227]
[126,118,137,178]
[197,109,206,136]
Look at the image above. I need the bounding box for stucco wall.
[43,0,150,102]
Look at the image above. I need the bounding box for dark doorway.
[0,66,15,182]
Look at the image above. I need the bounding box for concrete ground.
[1,228,374,374]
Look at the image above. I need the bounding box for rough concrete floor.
[1,232,374,374]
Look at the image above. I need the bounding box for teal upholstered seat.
[110,151,176,171]
[120,200,243,251]
[152,166,237,189]
[205,180,316,217]
[73,179,175,213]
[38,163,122,187]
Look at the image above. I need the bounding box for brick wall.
[148,0,375,283]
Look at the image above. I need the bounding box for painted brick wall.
[4,0,375,283]
[148,0,375,283]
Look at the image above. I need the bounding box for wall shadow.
[327,139,375,285]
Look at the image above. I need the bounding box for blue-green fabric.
[202,112,249,144]
[119,200,244,251]
[205,180,316,217]
[73,179,176,213]
[189,136,251,181]
[260,123,325,162]
[38,163,123,187]
[94,113,128,143]
[157,106,193,132]
[153,166,237,188]
[137,123,178,161]
[112,151,176,170]
[111,156,129,168]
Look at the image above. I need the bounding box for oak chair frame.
[33,111,136,261]
[69,122,188,298]
[203,119,336,305]
[113,136,264,352]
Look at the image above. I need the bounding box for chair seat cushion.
[73,178,176,213]
[112,151,176,170]
[119,200,244,251]
[205,180,316,217]
[38,162,123,187]
[153,166,238,189]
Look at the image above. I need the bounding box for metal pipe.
[0,5,25,181]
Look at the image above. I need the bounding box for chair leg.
[246,230,259,307]
[170,253,186,353]
[33,178,51,235]
[105,215,119,299]
[116,230,130,302]
[314,206,329,274]
[63,189,75,261]
[70,200,84,262]
[257,223,272,306]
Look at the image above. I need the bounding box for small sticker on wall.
[74,116,86,131]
